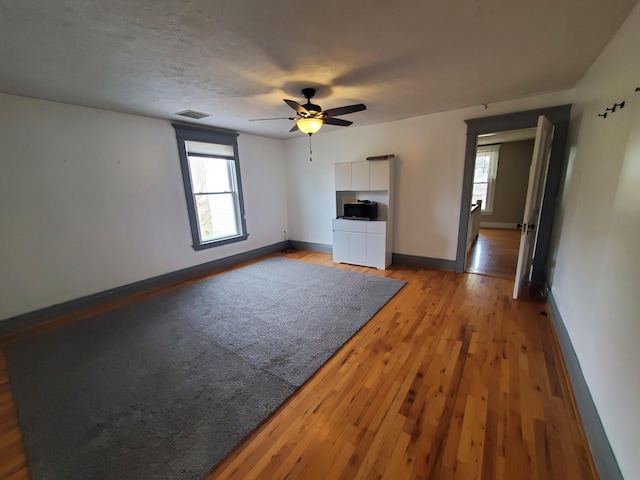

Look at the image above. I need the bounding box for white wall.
[481,140,533,225]
[0,93,288,320]
[547,3,640,478]
[2,7,637,470]
[283,90,570,260]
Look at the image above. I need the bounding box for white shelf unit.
[333,159,394,270]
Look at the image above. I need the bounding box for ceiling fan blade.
[323,117,353,127]
[284,99,309,115]
[323,104,367,117]
[249,117,295,121]
[289,124,299,132]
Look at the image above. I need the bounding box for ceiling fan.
[251,88,367,135]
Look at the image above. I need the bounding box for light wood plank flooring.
[466,228,521,280]
[0,251,596,480]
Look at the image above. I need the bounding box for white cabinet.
[369,160,390,191]
[334,163,352,191]
[332,219,389,270]
[349,232,367,264]
[335,160,390,191]
[332,231,350,263]
[366,233,386,269]
[351,161,370,191]
[333,158,394,270]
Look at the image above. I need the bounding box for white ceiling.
[0,0,637,139]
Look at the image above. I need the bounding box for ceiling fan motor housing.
[301,87,316,98]
[303,102,322,115]
[301,88,321,115]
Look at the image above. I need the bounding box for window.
[173,124,248,250]
[472,145,500,213]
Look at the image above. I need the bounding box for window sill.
[192,233,249,251]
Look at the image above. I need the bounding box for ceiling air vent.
[175,110,211,120]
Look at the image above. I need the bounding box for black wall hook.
[600,100,627,118]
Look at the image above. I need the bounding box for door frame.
[455,105,572,286]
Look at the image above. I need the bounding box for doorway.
[455,105,572,290]
[465,128,537,280]
[466,228,521,279]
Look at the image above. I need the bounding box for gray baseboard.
[546,291,623,480]
[289,241,333,253]
[391,253,455,271]
[0,241,288,337]
[287,243,454,271]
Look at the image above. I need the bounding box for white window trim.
[474,144,500,215]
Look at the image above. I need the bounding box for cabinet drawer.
[366,221,386,235]
[333,218,367,233]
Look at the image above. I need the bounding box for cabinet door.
[333,231,350,263]
[351,162,370,191]
[349,232,367,264]
[366,233,387,270]
[369,160,390,190]
[366,220,386,235]
[335,163,352,191]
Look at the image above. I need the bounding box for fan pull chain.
[309,134,313,161]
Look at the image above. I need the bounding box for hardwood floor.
[0,251,596,480]
[466,228,521,280]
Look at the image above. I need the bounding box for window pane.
[473,145,500,212]
[472,183,487,206]
[474,154,491,183]
[186,140,234,157]
[188,156,233,193]
[174,124,246,250]
[194,193,239,241]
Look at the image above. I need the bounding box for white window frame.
[472,144,501,214]
[173,124,248,250]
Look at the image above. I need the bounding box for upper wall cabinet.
[351,161,370,191]
[335,160,390,191]
[335,162,352,191]
[369,160,391,190]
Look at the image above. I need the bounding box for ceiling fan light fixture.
[296,117,323,135]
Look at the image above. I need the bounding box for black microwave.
[344,201,378,220]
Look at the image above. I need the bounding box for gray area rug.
[5,257,405,480]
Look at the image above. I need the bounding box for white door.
[513,115,555,299]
